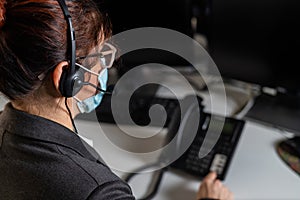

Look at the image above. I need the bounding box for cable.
[124,163,168,200]
[230,82,260,119]
[141,167,167,200]
[65,97,78,134]
[124,100,200,200]
[233,96,255,120]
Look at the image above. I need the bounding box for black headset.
[57,0,84,97]
[57,0,113,97]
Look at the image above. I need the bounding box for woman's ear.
[52,61,69,94]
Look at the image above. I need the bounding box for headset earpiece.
[59,66,84,97]
[72,68,85,95]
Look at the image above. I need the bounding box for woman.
[0,0,233,199]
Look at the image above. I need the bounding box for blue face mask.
[75,68,108,113]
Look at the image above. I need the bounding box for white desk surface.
[75,119,300,200]
[150,120,300,200]
[73,72,300,199]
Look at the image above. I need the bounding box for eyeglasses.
[77,42,117,69]
[37,42,116,81]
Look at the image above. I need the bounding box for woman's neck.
[11,97,76,133]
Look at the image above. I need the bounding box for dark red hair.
[0,0,111,100]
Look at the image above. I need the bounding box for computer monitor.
[205,0,300,134]
[100,0,193,36]
[98,0,196,69]
[206,0,300,93]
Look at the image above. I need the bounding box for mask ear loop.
[73,96,82,103]
[73,96,88,114]
[72,67,107,114]
[75,63,111,93]
[73,96,85,109]
[75,63,99,76]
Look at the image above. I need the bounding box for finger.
[202,171,217,183]
[214,179,223,188]
[212,179,223,194]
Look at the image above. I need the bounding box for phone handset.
[158,94,204,165]
[124,94,204,200]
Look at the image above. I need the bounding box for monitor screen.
[98,0,195,69]
[206,0,300,93]
[100,0,193,36]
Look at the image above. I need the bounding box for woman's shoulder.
[55,147,136,199]
[55,144,121,184]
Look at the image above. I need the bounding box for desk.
[73,70,300,199]
[151,120,300,200]
[75,119,300,200]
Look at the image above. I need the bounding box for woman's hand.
[196,171,234,200]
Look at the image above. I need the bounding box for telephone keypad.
[171,113,244,180]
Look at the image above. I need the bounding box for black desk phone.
[96,94,245,180]
[149,94,245,180]
[169,111,245,180]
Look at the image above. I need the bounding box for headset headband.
[57,0,76,80]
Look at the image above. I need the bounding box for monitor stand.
[245,92,300,135]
